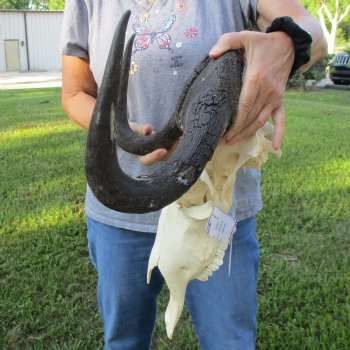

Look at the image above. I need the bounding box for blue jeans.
[87,216,259,350]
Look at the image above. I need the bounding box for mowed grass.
[0,88,349,349]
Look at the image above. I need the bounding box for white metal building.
[0,10,63,72]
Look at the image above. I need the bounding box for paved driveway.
[0,71,61,90]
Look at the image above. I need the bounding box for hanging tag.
[206,207,237,245]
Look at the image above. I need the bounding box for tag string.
[228,239,233,278]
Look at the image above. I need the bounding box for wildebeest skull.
[147,124,281,339]
[85,10,244,213]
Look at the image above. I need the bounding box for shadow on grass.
[0,219,104,350]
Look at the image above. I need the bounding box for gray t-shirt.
[60,0,262,233]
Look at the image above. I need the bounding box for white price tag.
[206,207,237,245]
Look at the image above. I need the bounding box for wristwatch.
[266,16,312,76]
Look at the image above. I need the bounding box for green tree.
[48,0,64,10]
[30,0,64,10]
[0,0,30,9]
[0,0,64,10]
[301,0,350,53]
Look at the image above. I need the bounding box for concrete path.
[0,71,61,90]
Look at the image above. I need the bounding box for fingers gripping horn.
[85,10,244,214]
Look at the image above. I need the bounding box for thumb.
[209,32,246,59]
[142,124,153,136]
[139,148,167,166]
[129,121,153,136]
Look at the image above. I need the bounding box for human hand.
[129,121,179,166]
[209,31,294,150]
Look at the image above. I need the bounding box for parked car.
[329,52,350,85]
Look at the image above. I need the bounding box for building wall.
[26,12,63,71]
[0,12,28,71]
[0,11,63,72]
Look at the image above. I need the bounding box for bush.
[287,55,332,90]
[302,55,330,81]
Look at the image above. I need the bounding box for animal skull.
[147,124,281,339]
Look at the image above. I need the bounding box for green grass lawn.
[0,88,349,349]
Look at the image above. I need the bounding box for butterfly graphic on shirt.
[132,15,176,55]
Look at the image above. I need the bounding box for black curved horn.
[85,10,244,213]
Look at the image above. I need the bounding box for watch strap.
[266,16,312,76]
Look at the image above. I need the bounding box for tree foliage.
[0,0,30,9]
[0,0,64,10]
[301,0,350,53]
[302,0,349,17]
[31,0,64,10]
